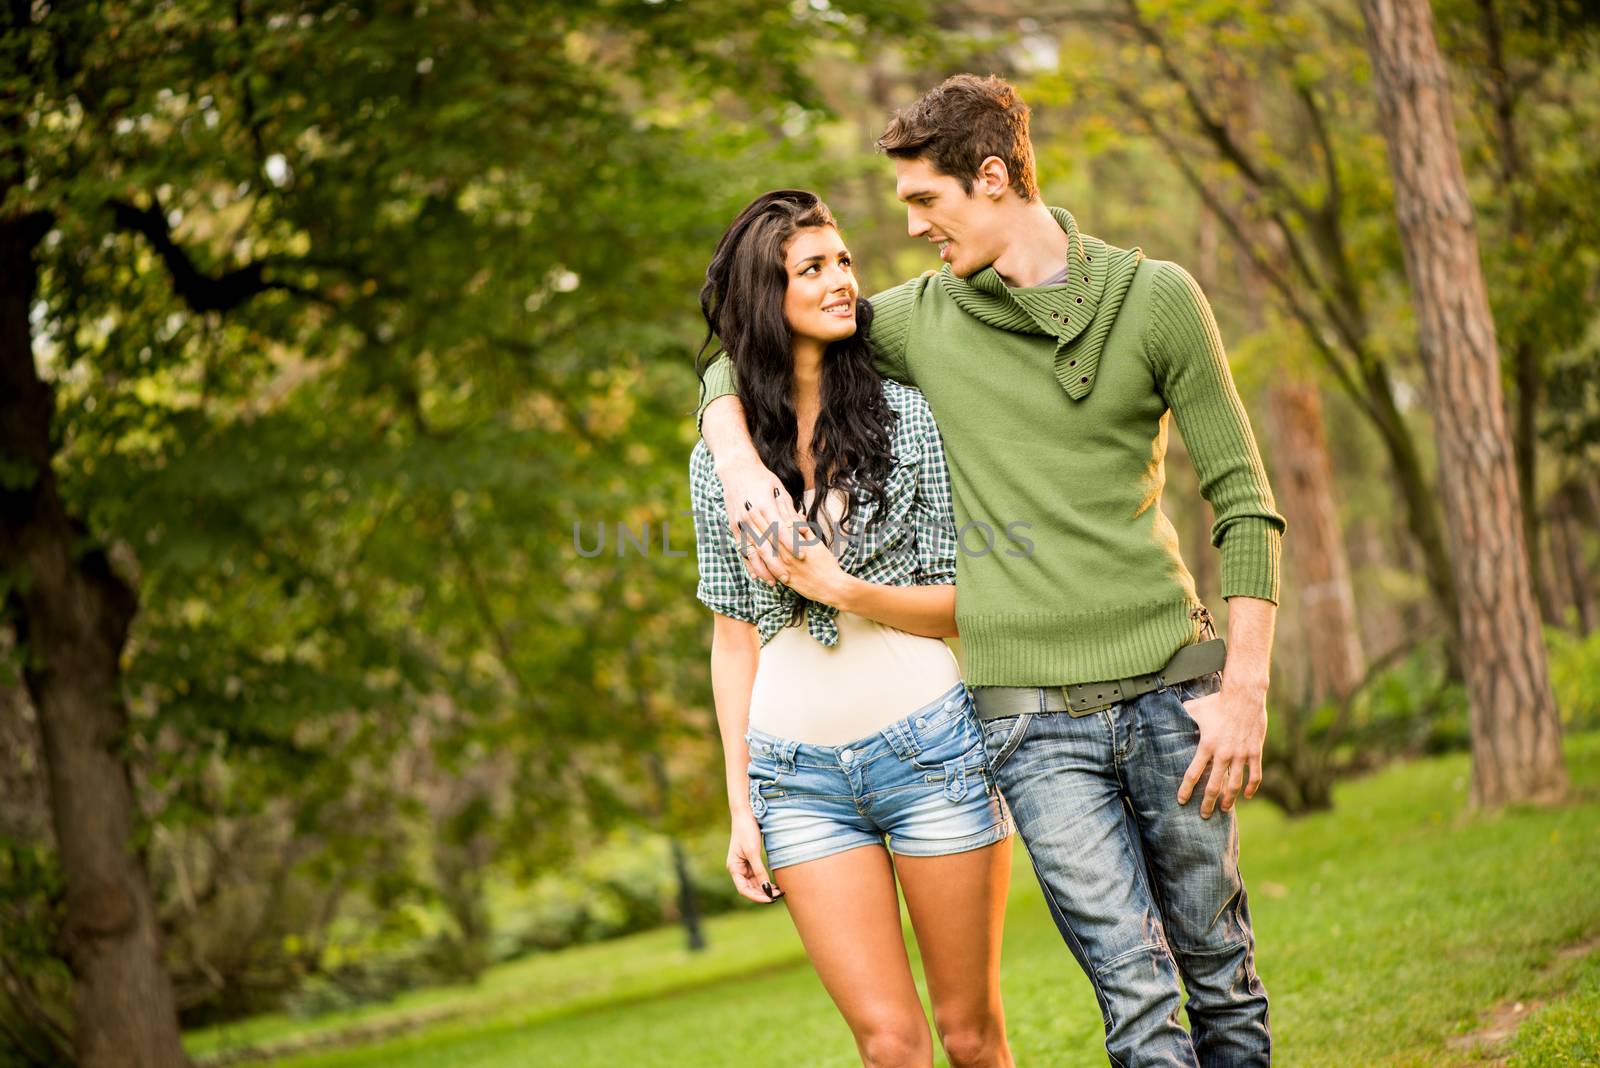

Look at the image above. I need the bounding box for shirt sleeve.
[1143,260,1285,603]
[908,404,958,585]
[693,278,927,433]
[689,444,758,623]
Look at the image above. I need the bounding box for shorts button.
[915,717,927,729]
[840,748,854,763]
[943,700,955,712]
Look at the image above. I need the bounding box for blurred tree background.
[2,0,1597,1064]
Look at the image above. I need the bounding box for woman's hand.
[774,523,856,608]
[727,810,782,903]
[717,454,802,587]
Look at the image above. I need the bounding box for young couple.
[689,74,1283,1068]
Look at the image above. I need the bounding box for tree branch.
[108,196,334,312]
[1110,86,1375,419]
[1296,84,1344,227]
[1120,0,1317,222]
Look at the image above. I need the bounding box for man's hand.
[1176,679,1267,818]
[718,455,802,586]
[1177,597,1276,817]
[703,395,804,586]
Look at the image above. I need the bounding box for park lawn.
[193,732,1600,1067]
[1507,950,1600,1066]
[182,904,813,1061]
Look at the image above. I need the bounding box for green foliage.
[492,829,745,958]
[7,0,957,1031]
[0,837,71,1063]
[1349,645,1472,756]
[1261,638,1469,814]
[1549,626,1600,731]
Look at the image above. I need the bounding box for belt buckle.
[1068,678,1123,717]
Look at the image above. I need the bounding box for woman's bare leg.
[895,838,1015,1068]
[774,844,933,1068]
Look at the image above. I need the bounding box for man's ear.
[975,155,1010,199]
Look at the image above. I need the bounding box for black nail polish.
[744,500,752,511]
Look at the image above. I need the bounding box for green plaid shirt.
[690,379,956,646]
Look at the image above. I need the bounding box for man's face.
[894,156,1001,278]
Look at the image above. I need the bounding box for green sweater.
[698,207,1284,687]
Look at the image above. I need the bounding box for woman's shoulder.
[879,379,938,447]
[879,378,933,421]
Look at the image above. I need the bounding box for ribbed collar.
[937,207,1143,400]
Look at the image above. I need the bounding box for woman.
[689,190,1015,1068]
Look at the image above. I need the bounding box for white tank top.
[746,488,962,745]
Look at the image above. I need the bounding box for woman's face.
[782,225,859,346]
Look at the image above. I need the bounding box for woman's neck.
[791,338,824,487]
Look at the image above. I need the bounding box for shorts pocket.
[909,702,981,771]
[920,743,990,802]
[747,756,784,821]
[747,777,785,819]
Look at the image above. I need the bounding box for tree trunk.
[1555,490,1596,635]
[1267,382,1368,701]
[1357,0,1567,808]
[1473,0,1557,625]
[1513,340,1557,622]
[647,750,706,952]
[668,836,707,953]
[0,219,189,1064]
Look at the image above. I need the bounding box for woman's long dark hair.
[695,190,897,533]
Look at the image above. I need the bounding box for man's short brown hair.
[877,74,1038,201]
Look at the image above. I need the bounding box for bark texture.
[2,8,187,1042]
[1267,381,1367,701]
[1358,0,1568,807]
[1,142,189,1068]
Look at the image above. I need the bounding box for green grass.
[182,907,812,1060]
[1507,951,1600,1066]
[189,733,1600,1067]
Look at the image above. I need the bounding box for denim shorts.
[745,682,1013,871]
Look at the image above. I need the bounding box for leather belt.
[972,638,1227,722]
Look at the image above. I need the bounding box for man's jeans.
[978,672,1270,1067]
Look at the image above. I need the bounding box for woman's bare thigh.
[775,844,932,1063]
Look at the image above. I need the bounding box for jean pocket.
[980,712,1033,776]
[1173,670,1222,705]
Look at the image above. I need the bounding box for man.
[698,74,1282,1066]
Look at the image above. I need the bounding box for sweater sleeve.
[689,443,759,624]
[1143,261,1285,604]
[693,279,922,432]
